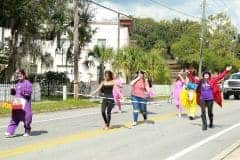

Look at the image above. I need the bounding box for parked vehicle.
[222,73,240,99]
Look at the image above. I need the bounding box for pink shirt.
[131,79,149,98]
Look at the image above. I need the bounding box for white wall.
[0,20,130,83]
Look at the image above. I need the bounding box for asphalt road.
[0,100,240,160]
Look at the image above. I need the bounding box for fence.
[0,83,41,102]
[121,84,172,97]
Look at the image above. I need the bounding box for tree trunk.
[0,29,19,81]
[1,28,4,49]
[98,63,104,84]
[73,0,79,99]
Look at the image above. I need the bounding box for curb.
[211,140,240,160]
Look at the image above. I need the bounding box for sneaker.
[5,132,14,138]
[209,124,214,128]
[189,116,194,120]
[132,122,137,126]
[23,133,30,137]
[178,113,182,118]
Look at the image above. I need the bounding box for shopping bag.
[11,97,26,110]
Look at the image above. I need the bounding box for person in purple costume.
[5,69,33,137]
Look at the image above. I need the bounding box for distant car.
[222,73,240,100]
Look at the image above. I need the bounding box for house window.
[97,39,106,47]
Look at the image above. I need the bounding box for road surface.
[0,100,240,160]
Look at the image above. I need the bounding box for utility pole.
[198,0,206,77]
[1,28,4,50]
[117,13,120,52]
[73,0,79,99]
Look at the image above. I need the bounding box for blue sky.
[93,0,240,30]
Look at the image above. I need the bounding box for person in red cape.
[197,66,232,131]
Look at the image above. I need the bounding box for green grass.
[0,98,100,116]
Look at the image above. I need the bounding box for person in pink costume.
[112,74,123,113]
[172,74,184,117]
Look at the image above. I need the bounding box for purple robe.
[7,79,33,135]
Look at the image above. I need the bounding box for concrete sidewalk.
[212,140,240,160]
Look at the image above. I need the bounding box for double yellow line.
[0,112,176,159]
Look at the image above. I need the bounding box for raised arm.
[91,81,104,95]
[212,66,232,83]
[130,77,140,86]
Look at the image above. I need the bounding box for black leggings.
[200,100,214,126]
[101,99,114,127]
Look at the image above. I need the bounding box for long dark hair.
[148,79,152,88]
[197,71,212,91]
[16,69,28,83]
[104,70,113,81]
[202,71,211,79]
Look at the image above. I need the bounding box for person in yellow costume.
[180,87,197,120]
[179,68,199,120]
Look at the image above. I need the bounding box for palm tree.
[88,45,114,83]
[112,46,145,83]
[112,46,172,84]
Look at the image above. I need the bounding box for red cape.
[197,70,229,107]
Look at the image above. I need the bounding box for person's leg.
[176,105,182,117]
[106,100,114,127]
[131,96,139,125]
[206,100,214,128]
[189,105,197,119]
[101,99,108,127]
[200,100,207,130]
[24,111,32,135]
[115,97,122,112]
[189,91,197,120]
[6,110,24,135]
[139,98,147,121]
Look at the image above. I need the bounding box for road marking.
[0,112,176,159]
[211,140,240,160]
[165,122,240,160]
[0,104,166,129]
[0,112,100,129]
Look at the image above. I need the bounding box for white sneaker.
[5,132,14,138]
[178,113,182,118]
[23,133,30,137]
[132,122,137,126]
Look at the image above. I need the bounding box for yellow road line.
[0,112,176,159]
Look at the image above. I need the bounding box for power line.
[148,0,200,20]
[219,0,240,30]
[218,0,227,7]
[86,0,131,18]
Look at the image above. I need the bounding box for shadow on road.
[190,123,224,128]
[138,120,155,125]
[148,111,158,115]
[30,130,48,136]
[110,125,131,129]
[181,114,201,120]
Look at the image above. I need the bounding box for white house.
[0,5,133,82]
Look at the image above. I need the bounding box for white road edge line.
[165,122,240,160]
[0,112,99,129]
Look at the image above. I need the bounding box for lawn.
[0,97,100,116]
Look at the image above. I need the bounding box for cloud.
[92,0,240,30]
